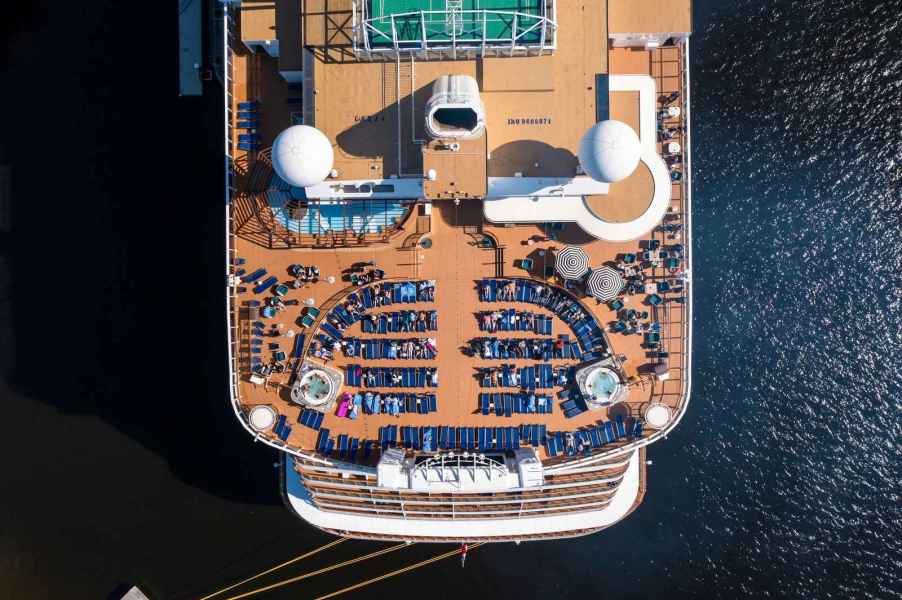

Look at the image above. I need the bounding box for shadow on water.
[1,3,277,505]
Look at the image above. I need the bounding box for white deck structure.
[285,450,640,540]
[483,74,670,242]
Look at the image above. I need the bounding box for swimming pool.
[267,190,410,235]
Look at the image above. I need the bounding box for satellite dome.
[271,125,334,188]
[578,120,641,183]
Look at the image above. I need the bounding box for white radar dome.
[271,125,334,188]
[578,120,641,183]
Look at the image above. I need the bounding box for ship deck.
[227,2,689,464]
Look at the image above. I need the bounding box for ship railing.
[538,40,694,470]
[352,1,557,60]
[222,5,333,467]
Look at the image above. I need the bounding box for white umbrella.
[586,266,625,301]
[555,245,590,280]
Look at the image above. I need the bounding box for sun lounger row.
[315,429,374,459]
[298,408,325,430]
[378,425,537,451]
[359,281,435,308]
[311,419,641,458]
[479,364,558,388]
[401,426,441,451]
[473,337,555,361]
[272,414,291,441]
[479,278,608,355]
[479,392,553,415]
[327,304,363,329]
[544,416,642,457]
[358,392,437,415]
[561,395,589,418]
[361,311,438,333]
[346,365,438,388]
[343,338,437,360]
[477,310,553,334]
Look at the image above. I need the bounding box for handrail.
[353,0,557,56]
[222,7,333,467]
[555,40,693,469]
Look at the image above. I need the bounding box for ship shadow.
[2,82,284,506]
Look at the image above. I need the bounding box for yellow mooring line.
[313,542,487,600]
[197,538,347,600]
[219,542,413,600]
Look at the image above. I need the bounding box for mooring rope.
[313,542,487,600]
[219,542,412,600]
[196,537,347,600]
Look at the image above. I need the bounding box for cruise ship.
[223,0,692,543]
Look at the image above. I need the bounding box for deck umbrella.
[554,245,590,280]
[586,266,625,301]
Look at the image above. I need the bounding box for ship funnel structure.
[271,125,334,188]
[425,75,486,140]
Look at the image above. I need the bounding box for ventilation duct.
[425,75,486,140]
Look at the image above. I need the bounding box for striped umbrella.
[554,245,590,280]
[586,266,625,301]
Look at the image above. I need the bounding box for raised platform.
[482,74,671,242]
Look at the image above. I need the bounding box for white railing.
[541,39,694,470]
[221,4,335,467]
[353,2,557,58]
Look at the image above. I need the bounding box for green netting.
[367,0,544,46]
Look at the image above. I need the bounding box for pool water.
[267,190,409,235]
[587,369,618,399]
[304,374,330,401]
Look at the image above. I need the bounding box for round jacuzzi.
[583,366,622,404]
[247,405,277,431]
[296,369,334,407]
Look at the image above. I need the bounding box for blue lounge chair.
[316,428,330,452]
[589,428,602,448]
[241,268,267,283]
[320,321,343,340]
[279,424,291,441]
[273,414,286,437]
[615,414,627,438]
[604,422,616,443]
[631,420,643,438]
[253,276,278,294]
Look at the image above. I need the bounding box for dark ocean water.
[1,0,900,599]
